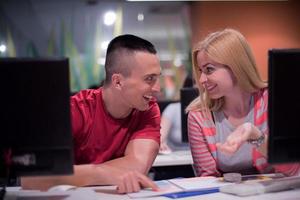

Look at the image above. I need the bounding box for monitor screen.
[0,58,74,178]
[268,49,300,164]
[180,87,199,143]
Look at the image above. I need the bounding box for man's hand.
[100,139,160,194]
[114,170,158,194]
[216,122,262,154]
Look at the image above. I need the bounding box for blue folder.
[162,187,219,199]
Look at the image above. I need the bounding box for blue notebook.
[162,187,219,199]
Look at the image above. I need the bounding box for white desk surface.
[6,185,300,200]
[152,150,193,167]
[6,150,300,199]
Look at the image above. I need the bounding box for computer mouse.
[47,185,76,192]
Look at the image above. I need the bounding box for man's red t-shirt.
[70,88,161,165]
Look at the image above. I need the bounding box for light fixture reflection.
[0,44,6,53]
[137,13,144,21]
[104,11,116,26]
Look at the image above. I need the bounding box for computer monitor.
[0,58,74,181]
[180,87,199,143]
[268,48,300,164]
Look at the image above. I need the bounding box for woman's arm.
[216,123,300,176]
[188,111,220,176]
[216,122,265,154]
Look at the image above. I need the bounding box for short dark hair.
[104,34,157,85]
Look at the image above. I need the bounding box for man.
[21,34,161,194]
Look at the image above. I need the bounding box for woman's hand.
[216,122,262,154]
[159,141,172,154]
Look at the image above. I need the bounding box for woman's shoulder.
[188,109,211,123]
[254,87,268,102]
[252,87,268,113]
[256,87,268,96]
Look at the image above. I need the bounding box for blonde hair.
[186,28,267,113]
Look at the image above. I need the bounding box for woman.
[187,28,300,177]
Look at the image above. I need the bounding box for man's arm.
[100,138,159,193]
[104,138,159,174]
[21,138,159,193]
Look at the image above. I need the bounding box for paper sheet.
[127,177,233,198]
[127,180,182,198]
[169,176,233,190]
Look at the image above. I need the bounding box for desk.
[5,185,300,200]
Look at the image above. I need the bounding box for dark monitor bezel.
[268,48,300,164]
[0,57,74,177]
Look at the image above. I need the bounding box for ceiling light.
[0,44,6,53]
[103,11,116,26]
[137,13,144,21]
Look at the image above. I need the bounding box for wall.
[0,1,190,97]
[190,1,300,81]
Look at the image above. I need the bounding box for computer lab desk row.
[5,150,300,199]
[5,185,300,200]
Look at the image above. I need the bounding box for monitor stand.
[1,150,8,200]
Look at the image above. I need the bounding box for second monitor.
[180,87,199,143]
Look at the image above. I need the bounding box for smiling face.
[197,51,236,100]
[118,51,161,111]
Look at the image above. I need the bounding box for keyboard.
[220,176,300,196]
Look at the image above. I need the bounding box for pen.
[162,187,219,199]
